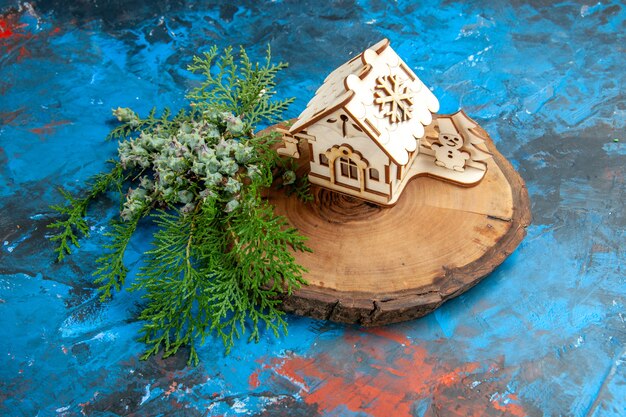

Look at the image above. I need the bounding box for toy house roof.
[289,38,440,166]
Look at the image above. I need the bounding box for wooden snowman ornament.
[432,132,470,171]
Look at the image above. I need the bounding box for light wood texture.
[265,115,531,325]
[277,39,489,206]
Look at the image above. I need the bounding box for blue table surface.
[1,1,625,416]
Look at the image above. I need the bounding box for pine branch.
[93,208,146,301]
[106,107,190,141]
[288,174,314,203]
[53,44,307,363]
[133,189,309,364]
[131,203,224,365]
[48,163,126,261]
[187,44,293,131]
[246,131,285,186]
[234,45,293,128]
[214,190,310,347]
[187,46,237,114]
[280,158,314,203]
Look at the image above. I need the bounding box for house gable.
[306,108,396,174]
[289,39,440,166]
[305,108,392,199]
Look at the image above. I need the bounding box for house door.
[335,156,361,190]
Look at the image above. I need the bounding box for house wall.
[389,148,418,196]
[306,110,393,201]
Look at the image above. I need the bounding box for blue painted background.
[1,1,625,416]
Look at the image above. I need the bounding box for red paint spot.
[273,342,433,416]
[0,11,61,62]
[248,370,261,389]
[29,120,72,138]
[0,13,28,42]
[491,392,527,417]
[17,45,31,61]
[364,327,412,345]
[273,355,312,391]
[0,108,28,126]
[78,400,91,416]
[252,329,532,416]
[0,18,14,38]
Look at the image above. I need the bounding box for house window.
[339,157,358,179]
[369,168,380,181]
[319,154,329,166]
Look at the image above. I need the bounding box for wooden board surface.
[265,116,531,325]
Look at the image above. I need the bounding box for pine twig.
[47,163,126,261]
[94,207,147,301]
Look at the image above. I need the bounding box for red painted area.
[0,14,28,41]
[492,393,526,416]
[251,329,531,416]
[0,18,14,38]
[17,46,31,60]
[364,327,412,345]
[248,370,261,389]
[0,108,28,126]
[0,13,32,60]
[29,120,72,138]
[0,10,62,62]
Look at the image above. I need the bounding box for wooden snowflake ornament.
[374,74,414,124]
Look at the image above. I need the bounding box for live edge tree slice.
[264,115,531,326]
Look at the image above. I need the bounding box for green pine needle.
[94,209,146,301]
[187,45,294,130]
[48,163,125,261]
[131,191,310,365]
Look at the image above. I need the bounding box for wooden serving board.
[264,116,531,326]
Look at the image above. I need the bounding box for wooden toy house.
[279,38,492,206]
